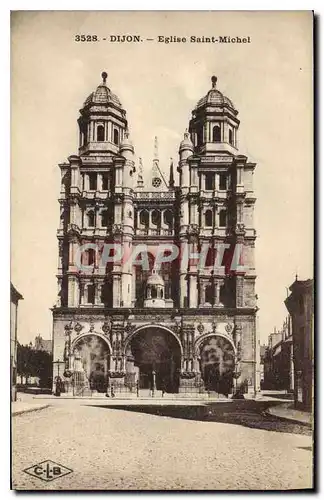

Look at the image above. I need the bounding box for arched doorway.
[72,334,110,394]
[199,335,235,396]
[126,327,181,393]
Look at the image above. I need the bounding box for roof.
[83,72,123,109]
[195,89,235,110]
[10,283,23,304]
[147,271,164,286]
[84,85,122,108]
[195,76,236,112]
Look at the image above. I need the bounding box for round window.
[152,177,162,188]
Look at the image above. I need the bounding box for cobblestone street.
[12,401,313,490]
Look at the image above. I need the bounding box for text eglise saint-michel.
[74,35,252,44]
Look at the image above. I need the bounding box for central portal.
[127,327,181,393]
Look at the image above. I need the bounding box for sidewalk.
[12,401,49,416]
[266,402,312,427]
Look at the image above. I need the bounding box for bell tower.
[189,76,239,155]
[78,71,128,156]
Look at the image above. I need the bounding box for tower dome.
[83,71,123,109]
[146,270,165,287]
[144,270,165,308]
[78,71,128,155]
[195,76,237,114]
[189,76,240,154]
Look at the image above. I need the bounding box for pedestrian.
[54,376,62,397]
[111,385,115,398]
[136,380,139,398]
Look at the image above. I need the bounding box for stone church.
[52,72,259,396]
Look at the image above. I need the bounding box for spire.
[154,136,159,160]
[169,158,175,188]
[151,136,168,189]
[152,136,159,177]
[137,157,144,189]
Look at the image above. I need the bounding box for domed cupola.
[189,76,240,155]
[84,73,123,109]
[144,270,165,308]
[195,76,237,112]
[78,71,128,156]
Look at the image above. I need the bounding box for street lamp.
[53,359,63,397]
[53,358,62,377]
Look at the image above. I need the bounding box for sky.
[11,11,313,346]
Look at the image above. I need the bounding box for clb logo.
[23,460,73,482]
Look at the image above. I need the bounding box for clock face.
[152,177,162,188]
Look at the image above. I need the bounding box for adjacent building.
[34,335,52,354]
[285,278,314,410]
[263,320,294,392]
[10,283,23,401]
[52,72,258,396]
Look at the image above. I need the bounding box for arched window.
[88,173,97,191]
[87,248,95,266]
[164,209,173,230]
[101,210,108,227]
[97,125,105,142]
[205,210,213,227]
[151,210,161,228]
[113,129,119,145]
[229,128,233,145]
[205,173,215,191]
[140,210,149,229]
[102,173,109,191]
[219,210,227,227]
[212,124,221,142]
[151,287,157,299]
[205,246,214,267]
[219,174,227,191]
[101,280,111,307]
[87,284,95,304]
[87,211,95,227]
[205,284,214,305]
[135,252,155,307]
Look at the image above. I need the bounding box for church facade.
[52,72,259,396]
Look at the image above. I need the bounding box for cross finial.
[211,75,217,88]
[101,71,108,84]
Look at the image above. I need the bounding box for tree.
[17,343,53,387]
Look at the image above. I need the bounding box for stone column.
[84,174,89,191]
[113,276,121,307]
[215,172,220,191]
[80,281,85,305]
[199,281,205,306]
[189,275,198,308]
[95,206,100,228]
[214,279,220,307]
[68,240,74,267]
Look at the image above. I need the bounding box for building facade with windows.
[262,320,294,392]
[285,278,314,410]
[52,72,258,396]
